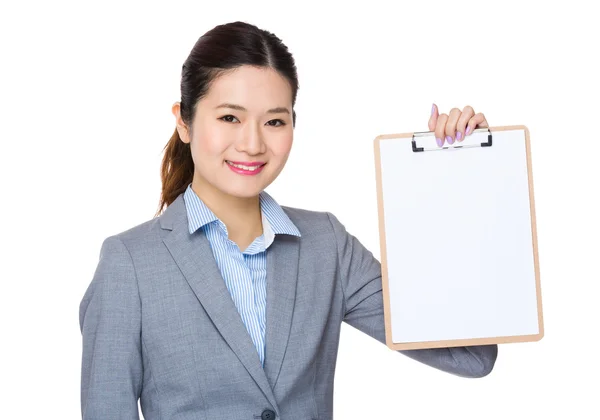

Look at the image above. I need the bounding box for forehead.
[204,65,292,106]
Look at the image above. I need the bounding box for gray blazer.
[79,192,498,420]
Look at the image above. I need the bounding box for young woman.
[79,20,498,420]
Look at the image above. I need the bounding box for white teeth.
[227,161,262,171]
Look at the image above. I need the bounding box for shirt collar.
[182,183,301,241]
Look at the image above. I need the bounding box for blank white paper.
[379,128,539,343]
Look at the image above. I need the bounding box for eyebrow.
[215,103,290,115]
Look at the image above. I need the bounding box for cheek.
[191,126,230,157]
[269,135,293,156]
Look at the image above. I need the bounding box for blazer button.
[261,409,276,420]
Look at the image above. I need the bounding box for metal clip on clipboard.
[411,127,493,153]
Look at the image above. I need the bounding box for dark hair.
[154,21,299,218]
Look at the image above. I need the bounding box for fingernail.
[446,135,453,145]
[436,137,443,147]
[431,103,436,115]
[465,126,471,135]
[456,131,462,141]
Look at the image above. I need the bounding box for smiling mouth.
[225,161,267,171]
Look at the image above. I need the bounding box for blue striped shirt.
[183,183,301,367]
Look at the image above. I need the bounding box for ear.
[172,102,191,144]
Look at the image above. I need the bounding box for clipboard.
[373,125,544,350]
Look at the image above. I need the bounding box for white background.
[1,0,598,418]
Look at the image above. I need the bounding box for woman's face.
[173,65,294,200]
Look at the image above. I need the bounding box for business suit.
[79,190,498,420]
[178,183,303,370]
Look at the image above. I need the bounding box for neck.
[190,177,263,247]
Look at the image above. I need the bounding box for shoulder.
[280,205,346,238]
[97,215,162,258]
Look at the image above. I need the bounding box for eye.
[219,115,239,123]
[267,119,286,127]
[219,115,286,126]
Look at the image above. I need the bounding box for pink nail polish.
[465,126,471,135]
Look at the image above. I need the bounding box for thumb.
[428,103,438,131]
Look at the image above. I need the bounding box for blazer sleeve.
[326,212,498,378]
[79,235,143,419]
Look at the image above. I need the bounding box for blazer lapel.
[159,194,281,411]
[263,234,300,390]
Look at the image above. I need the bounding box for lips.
[226,160,266,176]
[226,161,266,166]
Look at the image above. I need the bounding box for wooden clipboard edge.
[373,125,544,351]
[522,125,545,343]
[373,130,412,350]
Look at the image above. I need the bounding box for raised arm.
[326,212,498,378]
[79,236,143,418]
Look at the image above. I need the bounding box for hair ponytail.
[154,127,194,217]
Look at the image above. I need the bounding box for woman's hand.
[428,103,489,147]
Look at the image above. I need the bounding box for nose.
[236,121,266,156]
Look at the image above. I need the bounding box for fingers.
[444,108,462,144]
[428,103,439,132]
[465,112,489,137]
[456,106,476,142]
[434,113,448,147]
[430,104,488,147]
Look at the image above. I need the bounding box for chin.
[221,183,266,199]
